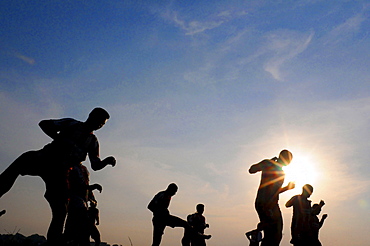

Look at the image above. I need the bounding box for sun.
[283,154,319,189]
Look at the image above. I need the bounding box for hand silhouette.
[104,156,116,167]
[288,181,295,190]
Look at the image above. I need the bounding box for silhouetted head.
[85,107,110,131]
[312,203,321,215]
[302,184,313,198]
[196,204,205,214]
[257,222,264,231]
[166,183,178,196]
[279,149,293,166]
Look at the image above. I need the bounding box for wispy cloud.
[172,12,226,35]
[323,8,368,45]
[14,52,35,65]
[262,30,314,81]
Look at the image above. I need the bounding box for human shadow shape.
[285,184,314,245]
[88,200,101,246]
[0,108,116,246]
[182,203,211,246]
[64,163,102,246]
[246,222,263,246]
[285,184,328,246]
[309,203,328,246]
[148,183,211,246]
[249,149,295,246]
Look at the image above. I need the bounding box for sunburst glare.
[283,154,319,189]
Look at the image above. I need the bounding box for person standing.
[0,107,116,245]
[285,184,314,245]
[307,202,328,246]
[249,149,295,246]
[64,163,102,246]
[88,200,101,246]
[148,183,190,246]
[186,204,211,246]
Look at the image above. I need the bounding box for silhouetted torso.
[67,164,90,208]
[88,206,99,224]
[148,190,172,217]
[289,195,311,230]
[188,213,207,234]
[42,118,98,164]
[255,159,285,208]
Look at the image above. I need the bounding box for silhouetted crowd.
[246,150,328,246]
[0,108,327,246]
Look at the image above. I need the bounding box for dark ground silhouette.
[0,109,329,246]
[0,233,117,246]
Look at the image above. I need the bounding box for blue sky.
[1,1,370,245]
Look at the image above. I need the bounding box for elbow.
[91,163,100,171]
[90,159,104,171]
[91,166,100,171]
[249,164,260,174]
[38,120,47,130]
[91,162,105,171]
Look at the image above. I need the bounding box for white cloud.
[262,30,314,81]
[323,11,367,45]
[172,12,226,35]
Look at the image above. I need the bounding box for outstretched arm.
[88,139,116,171]
[285,195,296,207]
[319,214,328,228]
[249,163,262,174]
[280,182,295,194]
[90,156,116,171]
[319,200,325,208]
[312,200,325,215]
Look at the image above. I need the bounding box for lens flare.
[283,154,319,189]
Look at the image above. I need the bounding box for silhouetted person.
[0,107,116,245]
[64,163,102,246]
[183,204,211,246]
[148,183,191,246]
[285,184,314,245]
[88,201,101,246]
[0,209,5,217]
[246,223,263,246]
[307,202,327,246]
[249,149,295,246]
